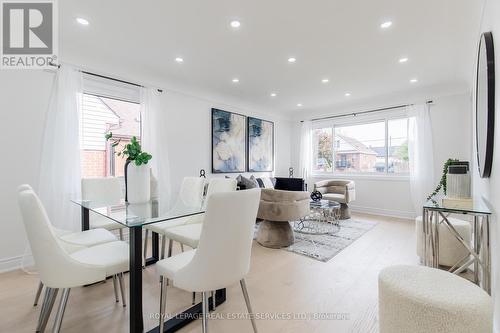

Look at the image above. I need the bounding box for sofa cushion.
[257,177,274,189]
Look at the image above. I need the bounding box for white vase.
[126,163,151,204]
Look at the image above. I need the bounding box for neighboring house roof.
[336,133,377,155]
[100,96,141,138]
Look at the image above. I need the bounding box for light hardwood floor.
[0,213,417,333]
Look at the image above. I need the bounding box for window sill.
[310,173,410,182]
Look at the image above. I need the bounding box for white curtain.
[38,64,83,231]
[298,120,312,179]
[408,103,435,214]
[141,88,171,211]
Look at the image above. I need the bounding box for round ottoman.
[379,265,492,333]
[415,216,471,267]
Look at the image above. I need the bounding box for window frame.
[310,109,410,179]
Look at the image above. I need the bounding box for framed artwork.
[247,117,274,172]
[211,108,246,173]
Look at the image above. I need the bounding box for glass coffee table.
[293,200,341,235]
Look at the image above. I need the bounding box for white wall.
[472,0,500,331]
[290,91,472,218]
[0,70,293,272]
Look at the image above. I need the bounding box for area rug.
[255,219,377,262]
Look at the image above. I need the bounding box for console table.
[422,198,491,294]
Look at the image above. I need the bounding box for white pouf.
[415,216,471,267]
[379,265,492,333]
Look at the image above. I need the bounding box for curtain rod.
[301,100,433,123]
[48,62,163,93]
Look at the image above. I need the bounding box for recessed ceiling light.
[345,92,351,97]
[297,103,303,107]
[410,78,418,83]
[232,78,239,83]
[321,78,329,83]
[399,57,408,63]
[175,57,184,63]
[380,21,392,29]
[270,93,277,97]
[288,57,297,63]
[230,20,241,28]
[76,17,89,26]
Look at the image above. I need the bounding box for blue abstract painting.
[212,109,246,173]
[248,117,274,172]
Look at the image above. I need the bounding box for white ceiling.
[60,0,482,114]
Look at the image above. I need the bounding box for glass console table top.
[72,198,205,227]
[424,196,491,215]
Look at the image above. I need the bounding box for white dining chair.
[18,186,129,333]
[156,189,261,333]
[18,185,120,307]
[161,178,238,251]
[143,177,205,261]
[81,177,126,240]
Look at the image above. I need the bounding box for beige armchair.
[314,180,355,219]
[256,189,310,248]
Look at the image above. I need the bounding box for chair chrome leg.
[192,292,196,305]
[37,287,59,333]
[119,228,124,241]
[168,239,173,258]
[118,273,127,307]
[202,291,209,333]
[36,287,51,332]
[161,235,167,260]
[143,229,149,267]
[159,276,168,333]
[240,279,258,333]
[52,288,70,333]
[112,275,119,303]
[34,281,44,306]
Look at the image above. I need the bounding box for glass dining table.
[71,197,226,333]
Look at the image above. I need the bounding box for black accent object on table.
[74,198,226,333]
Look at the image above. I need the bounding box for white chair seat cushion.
[379,265,492,333]
[156,249,196,281]
[415,216,471,266]
[162,224,202,249]
[70,241,129,276]
[90,213,124,231]
[322,193,346,204]
[60,228,117,247]
[145,215,200,234]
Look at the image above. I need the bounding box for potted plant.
[106,133,152,203]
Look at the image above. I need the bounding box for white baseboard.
[0,254,34,273]
[350,204,415,220]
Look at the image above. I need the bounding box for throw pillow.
[261,177,274,189]
[237,174,258,189]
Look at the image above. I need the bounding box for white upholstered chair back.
[176,177,205,208]
[174,189,261,292]
[81,177,122,205]
[203,178,237,208]
[17,187,105,288]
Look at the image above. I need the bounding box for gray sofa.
[314,180,356,219]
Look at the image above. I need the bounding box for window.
[80,94,141,178]
[311,114,409,175]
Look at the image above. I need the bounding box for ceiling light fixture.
[399,57,408,63]
[410,78,418,83]
[230,20,241,28]
[288,57,297,63]
[344,93,351,97]
[297,103,303,107]
[322,78,329,83]
[76,17,89,26]
[380,21,392,29]
[270,93,277,97]
[175,57,184,63]
[232,78,240,83]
